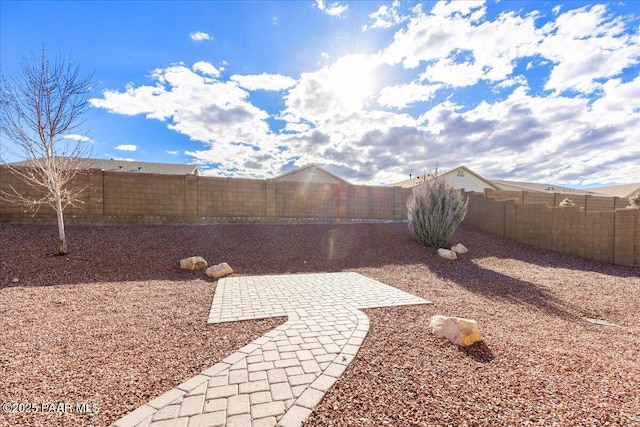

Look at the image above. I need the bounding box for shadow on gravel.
[1,223,637,290]
[429,252,581,320]
[0,223,426,288]
[459,341,495,363]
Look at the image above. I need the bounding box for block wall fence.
[462,189,639,268]
[0,167,412,225]
[1,167,637,267]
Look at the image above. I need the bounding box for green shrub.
[559,197,575,207]
[407,177,468,248]
[628,193,640,209]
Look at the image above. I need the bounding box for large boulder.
[428,315,482,347]
[206,262,233,279]
[451,243,468,254]
[437,248,457,260]
[180,256,208,271]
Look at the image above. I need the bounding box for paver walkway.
[112,272,431,427]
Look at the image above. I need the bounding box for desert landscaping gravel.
[1,222,639,427]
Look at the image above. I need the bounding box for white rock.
[451,243,468,254]
[180,256,208,270]
[428,315,482,347]
[206,262,233,279]
[437,248,457,260]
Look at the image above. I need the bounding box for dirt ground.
[1,223,639,426]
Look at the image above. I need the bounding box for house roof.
[9,157,200,175]
[390,177,424,188]
[273,164,351,184]
[447,165,501,190]
[391,165,500,190]
[585,183,640,198]
[490,179,599,195]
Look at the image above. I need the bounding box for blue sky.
[1,0,639,187]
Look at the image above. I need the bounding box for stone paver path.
[112,272,431,427]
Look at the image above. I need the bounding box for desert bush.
[407,177,468,248]
[628,193,640,209]
[559,197,575,207]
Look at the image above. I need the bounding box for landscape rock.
[451,243,468,254]
[206,262,233,279]
[428,315,482,347]
[437,248,457,260]
[180,256,208,271]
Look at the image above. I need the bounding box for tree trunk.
[55,195,68,254]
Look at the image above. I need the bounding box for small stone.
[428,315,481,347]
[206,262,233,279]
[11,278,19,283]
[180,256,208,270]
[451,243,468,254]
[437,248,457,260]
[585,318,618,327]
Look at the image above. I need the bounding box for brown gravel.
[1,223,639,427]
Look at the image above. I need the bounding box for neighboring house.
[586,183,640,199]
[9,157,200,175]
[273,164,350,185]
[391,165,500,193]
[490,179,598,195]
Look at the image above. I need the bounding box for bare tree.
[0,48,95,254]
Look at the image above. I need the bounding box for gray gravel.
[1,223,639,426]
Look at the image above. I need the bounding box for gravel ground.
[1,223,639,427]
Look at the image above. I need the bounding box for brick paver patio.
[112,272,431,427]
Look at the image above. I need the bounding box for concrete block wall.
[463,189,638,267]
[0,166,95,217]
[275,181,340,218]
[347,185,399,220]
[614,209,639,266]
[103,172,186,216]
[3,166,636,266]
[615,196,632,209]
[484,189,626,212]
[584,210,615,263]
[463,192,507,236]
[485,189,525,204]
[198,177,266,217]
[585,195,615,211]
[1,166,407,224]
[524,191,555,206]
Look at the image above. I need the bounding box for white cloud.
[190,31,212,41]
[91,63,284,178]
[166,150,179,155]
[115,144,137,151]
[91,2,640,185]
[363,0,407,31]
[377,81,441,108]
[63,134,92,142]
[430,0,486,19]
[538,4,640,93]
[193,61,220,77]
[230,73,297,91]
[283,54,383,123]
[315,0,348,17]
[493,75,527,90]
[321,52,330,60]
[381,3,541,87]
[415,85,640,186]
